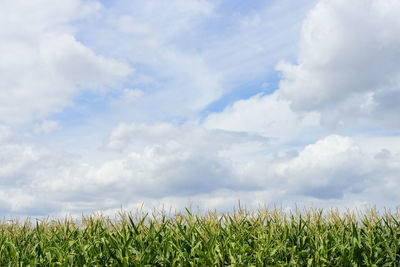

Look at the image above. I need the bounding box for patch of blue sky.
[72,24,126,60]
[96,0,115,8]
[50,85,179,129]
[202,72,280,116]
[69,0,312,126]
[97,0,269,13]
[34,91,125,151]
[51,91,110,126]
[169,1,272,51]
[216,0,271,14]
[84,1,270,54]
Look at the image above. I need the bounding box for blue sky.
[1,0,400,217]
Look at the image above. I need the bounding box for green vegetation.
[1,207,400,266]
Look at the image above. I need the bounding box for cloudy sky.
[1,0,400,217]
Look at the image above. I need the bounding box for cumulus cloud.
[0,130,72,215]
[39,123,272,214]
[277,0,400,128]
[66,130,400,212]
[0,0,132,125]
[276,135,374,199]
[69,125,400,210]
[1,122,400,216]
[204,91,320,142]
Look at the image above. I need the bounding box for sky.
[1,0,400,217]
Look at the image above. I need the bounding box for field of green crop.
[0,207,400,266]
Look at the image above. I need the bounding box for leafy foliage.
[0,207,400,266]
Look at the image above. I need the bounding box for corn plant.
[0,207,399,266]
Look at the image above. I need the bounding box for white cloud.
[77,125,400,210]
[53,123,273,202]
[78,0,315,120]
[0,0,132,125]
[40,34,131,87]
[204,91,320,142]
[276,135,373,199]
[2,0,400,217]
[1,123,400,216]
[277,0,400,128]
[0,130,72,215]
[104,122,178,151]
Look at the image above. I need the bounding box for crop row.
[0,207,400,266]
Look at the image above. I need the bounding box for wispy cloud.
[76,0,315,119]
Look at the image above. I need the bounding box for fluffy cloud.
[40,34,131,87]
[0,0,131,125]
[204,91,320,143]
[39,123,272,214]
[0,128,71,215]
[276,135,374,199]
[63,130,400,212]
[277,0,400,128]
[1,121,400,216]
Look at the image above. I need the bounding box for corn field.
[1,207,400,266]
